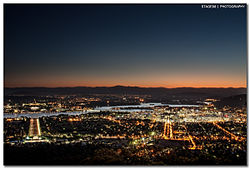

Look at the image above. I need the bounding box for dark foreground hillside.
[4,143,247,165]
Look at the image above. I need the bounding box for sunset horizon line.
[4,84,247,89]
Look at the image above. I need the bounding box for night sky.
[4,4,247,88]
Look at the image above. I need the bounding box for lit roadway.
[28,118,41,139]
[212,122,245,141]
[182,125,197,150]
[163,117,173,139]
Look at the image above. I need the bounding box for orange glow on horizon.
[4,83,247,88]
[4,73,246,89]
[5,67,246,89]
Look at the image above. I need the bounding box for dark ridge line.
[4,85,247,89]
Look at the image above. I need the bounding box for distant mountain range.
[4,86,247,99]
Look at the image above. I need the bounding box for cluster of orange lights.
[136,121,145,126]
[66,111,245,152]
[68,118,82,122]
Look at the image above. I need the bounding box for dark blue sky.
[4,4,247,87]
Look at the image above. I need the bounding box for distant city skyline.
[4,4,247,88]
